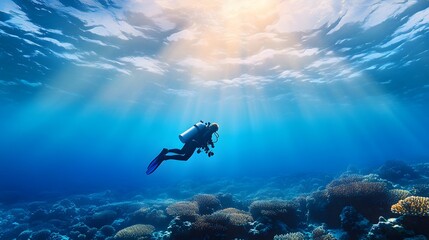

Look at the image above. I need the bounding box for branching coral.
[326,174,365,189]
[312,226,336,240]
[308,176,390,227]
[114,224,154,240]
[325,180,389,225]
[166,201,199,219]
[391,196,429,216]
[274,232,305,240]
[327,182,387,200]
[189,208,253,239]
[210,208,253,226]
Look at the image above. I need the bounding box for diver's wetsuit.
[162,128,213,161]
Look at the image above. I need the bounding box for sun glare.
[159,0,283,79]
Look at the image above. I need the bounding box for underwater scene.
[1,0,429,239]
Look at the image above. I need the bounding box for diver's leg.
[162,143,196,161]
[165,142,194,155]
[167,148,184,154]
[163,154,190,161]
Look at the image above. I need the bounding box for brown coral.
[190,208,253,239]
[193,194,222,215]
[114,224,154,240]
[249,200,300,227]
[391,196,429,216]
[323,180,390,225]
[327,181,387,200]
[210,208,253,226]
[326,174,365,188]
[166,201,199,218]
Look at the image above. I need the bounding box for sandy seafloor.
[1,160,429,240]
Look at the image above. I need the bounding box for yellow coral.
[391,196,429,216]
[114,224,154,240]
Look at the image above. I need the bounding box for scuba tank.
[179,121,206,143]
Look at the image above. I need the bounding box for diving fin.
[146,148,168,175]
[146,157,163,175]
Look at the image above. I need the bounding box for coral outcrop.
[249,200,300,228]
[193,194,222,215]
[308,174,391,226]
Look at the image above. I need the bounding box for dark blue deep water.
[0,1,429,239]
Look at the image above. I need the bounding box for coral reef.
[1,162,429,240]
[114,224,155,240]
[391,196,429,216]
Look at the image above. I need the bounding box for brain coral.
[166,201,199,218]
[391,196,429,216]
[114,224,154,240]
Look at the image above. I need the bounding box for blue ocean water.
[0,0,429,204]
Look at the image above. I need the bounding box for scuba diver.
[146,121,219,175]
